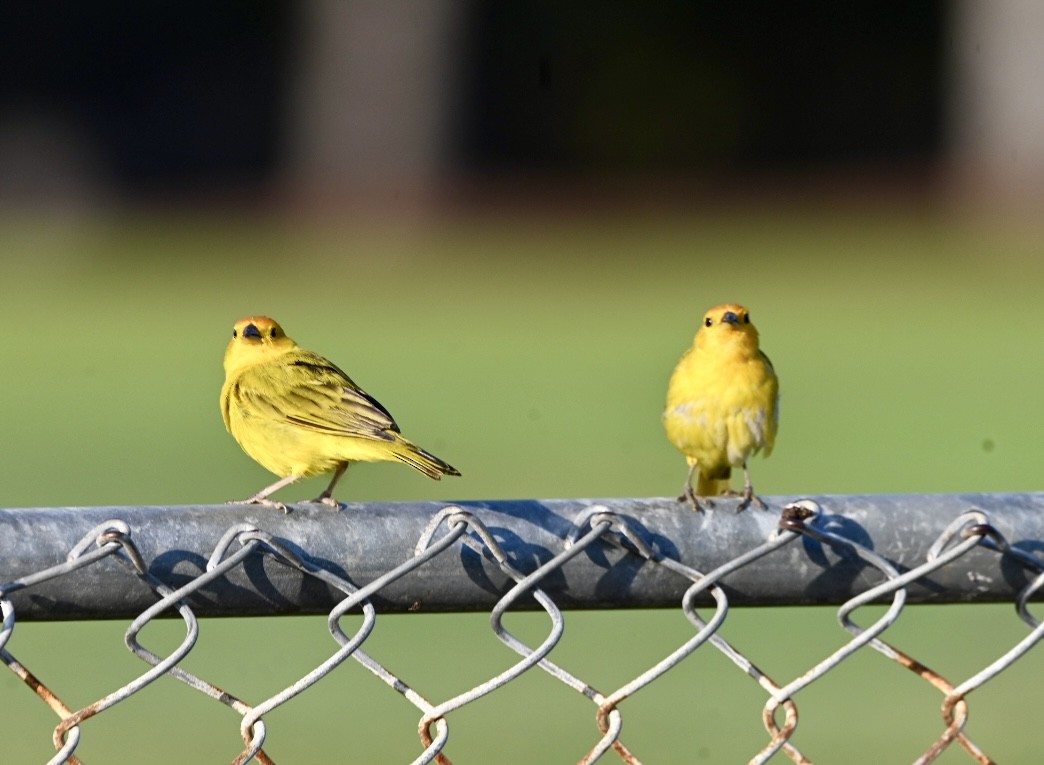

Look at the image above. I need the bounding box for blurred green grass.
[2,205,1043,762]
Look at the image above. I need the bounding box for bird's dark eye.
[270,328,279,338]
[705,317,713,327]
[232,329,237,338]
[744,314,750,324]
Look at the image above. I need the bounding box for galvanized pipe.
[1,493,1041,620]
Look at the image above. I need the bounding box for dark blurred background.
[2,1,1040,208]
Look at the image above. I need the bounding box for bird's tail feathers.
[395,441,461,480]
[696,467,730,498]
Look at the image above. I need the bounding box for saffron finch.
[221,316,460,509]
[663,303,778,512]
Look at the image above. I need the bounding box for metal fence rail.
[2,493,1043,764]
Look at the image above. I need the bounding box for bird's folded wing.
[239,355,402,441]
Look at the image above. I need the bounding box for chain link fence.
[2,494,1043,764]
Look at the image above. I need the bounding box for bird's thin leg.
[736,462,767,512]
[232,474,300,513]
[311,462,349,508]
[677,462,709,512]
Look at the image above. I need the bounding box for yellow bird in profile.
[221,316,460,509]
[663,304,778,512]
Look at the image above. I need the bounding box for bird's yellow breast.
[663,343,778,471]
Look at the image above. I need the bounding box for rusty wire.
[2,496,1043,764]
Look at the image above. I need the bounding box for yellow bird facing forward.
[663,304,778,512]
[221,316,460,509]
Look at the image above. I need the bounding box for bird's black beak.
[243,323,262,339]
[722,311,739,325]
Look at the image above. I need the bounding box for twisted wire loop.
[777,505,1044,765]
[2,496,1044,764]
[677,507,813,765]
[328,507,474,765]
[561,507,804,765]
[0,522,131,723]
[0,521,196,765]
[412,508,579,765]
[908,516,1044,765]
[760,501,910,764]
[130,522,380,765]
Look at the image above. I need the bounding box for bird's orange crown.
[224,316,297,374]
[694,303,760,353]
